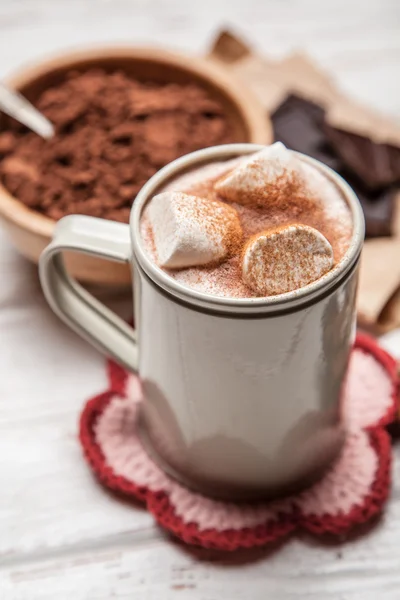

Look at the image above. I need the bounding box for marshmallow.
[215,142,302,206]
[242,224,333,296]
[147,191,242,269]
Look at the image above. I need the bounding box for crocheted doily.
[80,332,398,551]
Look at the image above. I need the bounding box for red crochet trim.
[80,333,398,551]
[80,391,149,503]
[299,428,391,535]
[147,491,296,550]
[355,332,398,429]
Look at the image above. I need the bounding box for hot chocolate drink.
[140,143,353,298]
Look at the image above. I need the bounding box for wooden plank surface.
[0,0,400,598]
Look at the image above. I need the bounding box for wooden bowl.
[0,47,272,287]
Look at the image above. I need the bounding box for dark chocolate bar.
[325,125,400,190]
[271,94,398,238]
[341,173,396,237]
[271,95,341,171]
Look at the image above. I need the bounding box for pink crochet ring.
[79,332,398,551]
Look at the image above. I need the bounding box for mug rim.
[130,144,365,314]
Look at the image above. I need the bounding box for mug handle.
[39,215,138,372]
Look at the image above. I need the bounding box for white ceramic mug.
[39,144,364,500]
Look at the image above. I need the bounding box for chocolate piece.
[342,173,396,237]
[271,95,341,171]
[325,125,400,190]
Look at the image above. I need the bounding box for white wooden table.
[1,1,400,598]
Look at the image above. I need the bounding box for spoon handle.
[0,82,54,139]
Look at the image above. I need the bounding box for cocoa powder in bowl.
[0,69,237,222]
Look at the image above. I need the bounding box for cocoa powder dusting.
[0,69,236,221]
[169,194,242,265]
[242,225,334,296]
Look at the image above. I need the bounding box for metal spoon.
[0,81,54,139]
